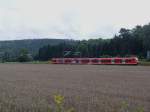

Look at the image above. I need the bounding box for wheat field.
[0,64,149,112]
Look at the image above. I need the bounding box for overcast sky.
[0,0,150,40]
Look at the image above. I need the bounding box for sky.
[0,0,150,40]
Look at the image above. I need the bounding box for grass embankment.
[139,60,150,66]
[3,61,51,64]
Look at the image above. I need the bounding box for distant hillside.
[0,39,75,56]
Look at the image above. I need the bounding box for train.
[52,57,139,65]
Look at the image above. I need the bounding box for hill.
[0,39,75,59]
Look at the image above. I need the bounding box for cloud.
[0,0,150,40]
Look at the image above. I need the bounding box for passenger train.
[52,57,138,65]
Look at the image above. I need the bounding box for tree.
[76,41,89,57]
[17,48,32,62]
[2,52,10,62]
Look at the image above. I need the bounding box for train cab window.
[125,59,132,63]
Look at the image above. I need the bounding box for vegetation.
[36,23,150,61]
[0,64,149,111]
[0,39,75,62]
[17,48,33,62]
[50,94,75,112]
[50,94,144,112]
[139,60,150,66]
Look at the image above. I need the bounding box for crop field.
[0,64,150,112]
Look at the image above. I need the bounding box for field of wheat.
[0,64,149,112]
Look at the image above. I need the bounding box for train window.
[91,59,99,63]
[125,59,132,63]
[75,60,79,63]
[52,60,57,62]
[65,60,71,63]
[115,59,122,63]
[81,59,89,63]
[131,59,136,62]
[101,59,111,63]
[58,60,63,63]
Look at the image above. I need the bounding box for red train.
[52,57,138,65]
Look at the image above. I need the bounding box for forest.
[36,23,150,61]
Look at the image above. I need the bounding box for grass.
[25,61,51,64]
[0,93,145,112]
[139,60,150,66]
[2,61,51,64]
[49,94,145,112]
[0,64,149,111]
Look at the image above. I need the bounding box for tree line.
[35,23,150,61]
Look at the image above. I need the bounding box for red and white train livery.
[52,57,138,65]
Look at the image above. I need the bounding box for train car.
[51,57,138,65]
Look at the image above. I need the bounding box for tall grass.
[0,93,145,112]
